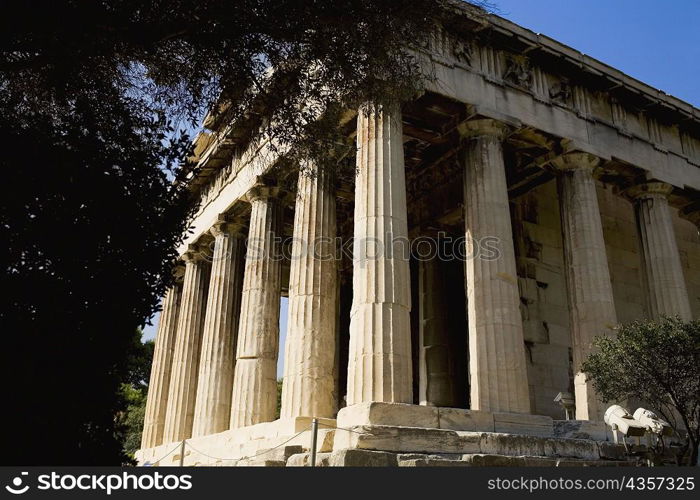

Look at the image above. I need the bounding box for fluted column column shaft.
[347,101,413,405]
[141,284,182,449]
[459,119,530,414]
[556,153,617,421]
[192,220,245,437]
[162,250,210,443]
[230,188,282,428]
[280,164,338,418]
[632,183,692,320]
[418,258,453,407]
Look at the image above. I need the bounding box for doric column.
[191,216,246,437]
[418,258,454,407]
[141,281,182,449]
[554,152,617,421]
[458,119,530,414]
[162,246,211,443]
[230,185,282,428]
[347,101,413,405]
[630,182,692,320]
[280,163,338,418]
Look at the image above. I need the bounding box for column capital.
[209,214,246,238]
[457,119,511,141]
[358,99,401,116]
[171,262,186,281]
[245,178,280,203]
[299,159,337,181]
[625,181,673,201]
[550,151,600,172]
[181,243,209,263]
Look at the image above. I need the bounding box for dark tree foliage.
[125,333,155,391]
[120,397,147,461]
[276,379,284,420]
[116,331,154,460]
[583,317,700,466]
[0,0,490,464]
[0,70,192,464]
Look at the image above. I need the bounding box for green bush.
[583,317,700,465]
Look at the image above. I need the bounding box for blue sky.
[142,1,699,378]
[492,0,699,105]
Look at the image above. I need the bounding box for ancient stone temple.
[137,4,699,467]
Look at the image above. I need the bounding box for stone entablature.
[180,135,287,255]
[418,23,700,183]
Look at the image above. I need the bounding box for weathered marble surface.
[230,186,283,429]
[162,249,211,444]
[555,152,617,421]
[192,218,245,437]
[142,284,182,449]
[630,183,692,320]
[459,119,531,414]
[347,102,413,405]
[280,163,338,419]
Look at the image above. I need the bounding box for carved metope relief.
[549,77,572,106]
[503,55,532,89]
[452,38,472,66]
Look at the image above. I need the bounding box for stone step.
[398,453,471,467]
[286,452,332,467]
[554,420,609,441]
[235,428,334,458]
[137,417,337,466]
[323,449,640,467]
[329,449,399,467]
[260,444,305,462]
[399,459,470,467]
[397,454,639,467]
[458,454,639,467]
[333,424,626,460]
[236,459,286,467]
[338,402,554,437]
